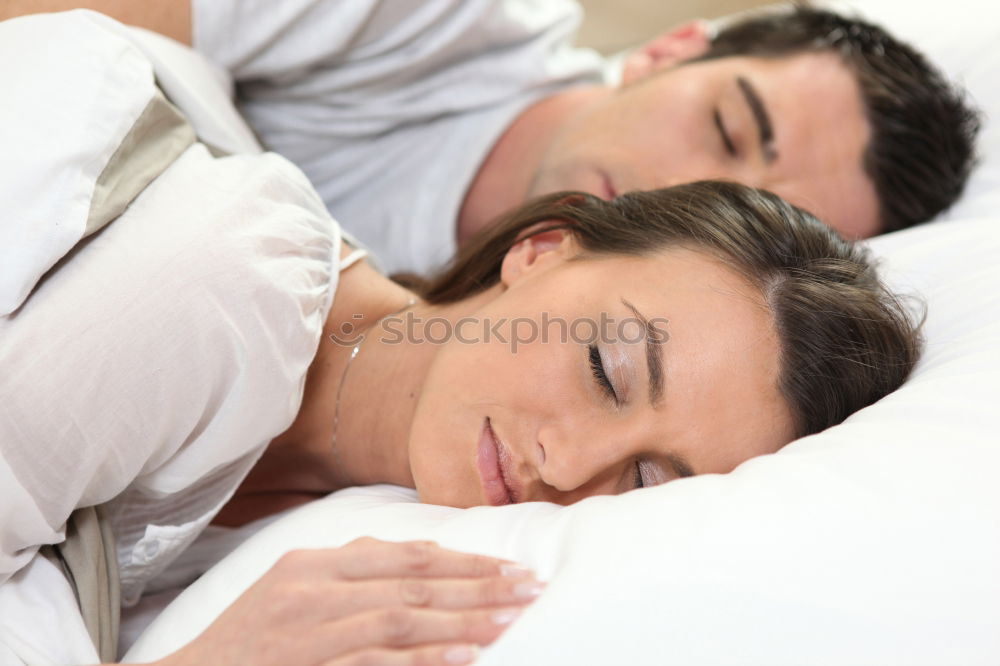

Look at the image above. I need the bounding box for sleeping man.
[2,1,979,273]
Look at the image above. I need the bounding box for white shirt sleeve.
[190,0,604,274]
[0,145,340,584]
[191,0,380,81]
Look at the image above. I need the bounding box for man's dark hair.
[699,5,980,233]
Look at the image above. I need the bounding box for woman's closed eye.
[633,459,645,489]
[588,343,619,407]
[634,459,674,490]
[589,344,646,490]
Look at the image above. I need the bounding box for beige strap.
[84,86,196,237]
[40,506,121,663]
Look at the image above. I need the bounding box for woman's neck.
[331,275,499,491]
[215,254,499,527]
[277,257,422,490]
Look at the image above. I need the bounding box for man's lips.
[477,417,516,506]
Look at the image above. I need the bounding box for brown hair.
[397,181,922,439]
[697,5,980,232]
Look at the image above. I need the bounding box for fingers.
[321,575,545,619]
[313,605,525,661]
[172,538,541,666]
[297,538,525,581]
[394,576,545,609]
[321,643,480,666]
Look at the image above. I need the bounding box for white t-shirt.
[192,0,605,274]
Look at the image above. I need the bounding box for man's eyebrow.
[620,298,665,409]
[736,76,778,164]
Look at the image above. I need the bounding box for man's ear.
[499,226,574,288]
[621,20,713,86]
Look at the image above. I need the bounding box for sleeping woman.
[1,180,921,665]
[0,13,920,666]
[218,182,921,521]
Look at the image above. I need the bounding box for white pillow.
[116,2,992,663]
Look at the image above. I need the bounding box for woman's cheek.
[407,391,481,508]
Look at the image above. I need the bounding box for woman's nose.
[534,420,637,501]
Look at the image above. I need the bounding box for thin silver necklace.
[330,296,417,486]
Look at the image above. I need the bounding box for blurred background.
[576,0,775,53]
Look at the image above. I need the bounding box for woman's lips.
[477,417,513,506]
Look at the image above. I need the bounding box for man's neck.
[455,85,610,246]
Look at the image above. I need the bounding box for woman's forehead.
[562,247,794,463]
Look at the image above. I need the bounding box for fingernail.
[491,608,523,626]
[444,644,478,665]
[513,581,545,600]
[500,564,533,578]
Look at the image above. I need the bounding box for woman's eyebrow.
[621,299,695,478]
[620,298,665,409]
[736,75,778,164]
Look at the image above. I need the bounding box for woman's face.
[407,230,796,508]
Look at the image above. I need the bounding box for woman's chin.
[413,485,477,509]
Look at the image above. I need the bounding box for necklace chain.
[330,296,417,486]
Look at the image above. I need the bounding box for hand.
[155,537,544,666]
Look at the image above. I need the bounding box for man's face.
[528,51,881,239]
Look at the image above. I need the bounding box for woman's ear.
[621,20,713,85]
[499,225,574,288]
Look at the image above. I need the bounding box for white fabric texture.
[0,15,154,316]
[0,133,340,590]
[0,131,340,596]
[192,0,605,275]
[0,140,343,657]
[0,7,263,315]
[0,557,100,666]
[97,21,263,158]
